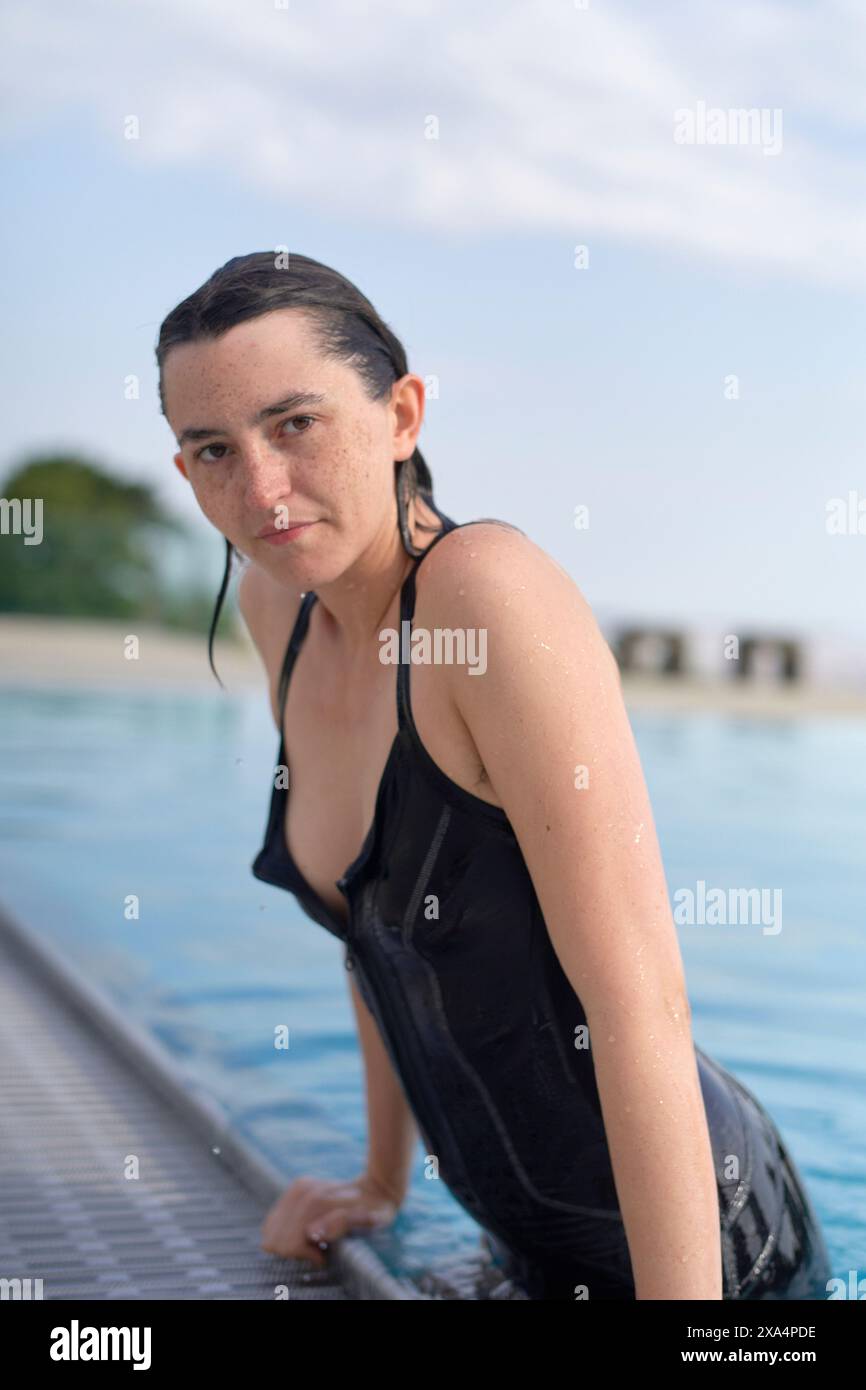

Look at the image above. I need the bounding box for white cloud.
[3,0,866,286]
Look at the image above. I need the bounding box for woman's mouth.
[258,521,318,546]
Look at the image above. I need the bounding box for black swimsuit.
[251,514,832,1300]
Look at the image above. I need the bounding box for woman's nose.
[241,440,293,510]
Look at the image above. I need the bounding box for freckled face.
[162,308,405,585]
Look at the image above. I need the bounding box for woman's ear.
[173,451,189,480]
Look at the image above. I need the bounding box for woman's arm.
[347,968,419,1205]
[428,526,722,1300]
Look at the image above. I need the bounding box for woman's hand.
[260,1172,402,1267]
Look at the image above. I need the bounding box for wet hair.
[155,251,451,687]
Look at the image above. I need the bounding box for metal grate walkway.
[0,908,414,1301]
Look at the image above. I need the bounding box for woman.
[157,251,832,1300]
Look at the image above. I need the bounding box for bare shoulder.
[418,519,616,672]
[236,561,305,728]
[421,518,580,594]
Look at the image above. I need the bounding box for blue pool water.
[0,684,863,1294]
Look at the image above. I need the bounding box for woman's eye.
[195,415,314,462]
[281,414,315,435]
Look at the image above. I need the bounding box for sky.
[2,0,865,658]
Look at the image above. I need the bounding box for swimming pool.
[0,685,862,1294]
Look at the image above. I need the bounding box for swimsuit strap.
[273,513,460,735]
[276,590,317,738]
[275,515,521,737]
[396,516,524,733]
[399,512,460,615]
[399,515,523,626]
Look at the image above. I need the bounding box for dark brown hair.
[156,251,450,686]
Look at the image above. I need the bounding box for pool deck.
[0,902,420,1302]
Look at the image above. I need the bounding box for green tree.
[0,453,239,638]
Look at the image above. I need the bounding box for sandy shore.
[0,614,864,719]
[0,615,266,695]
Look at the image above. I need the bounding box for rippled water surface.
[1,686,862,1295]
